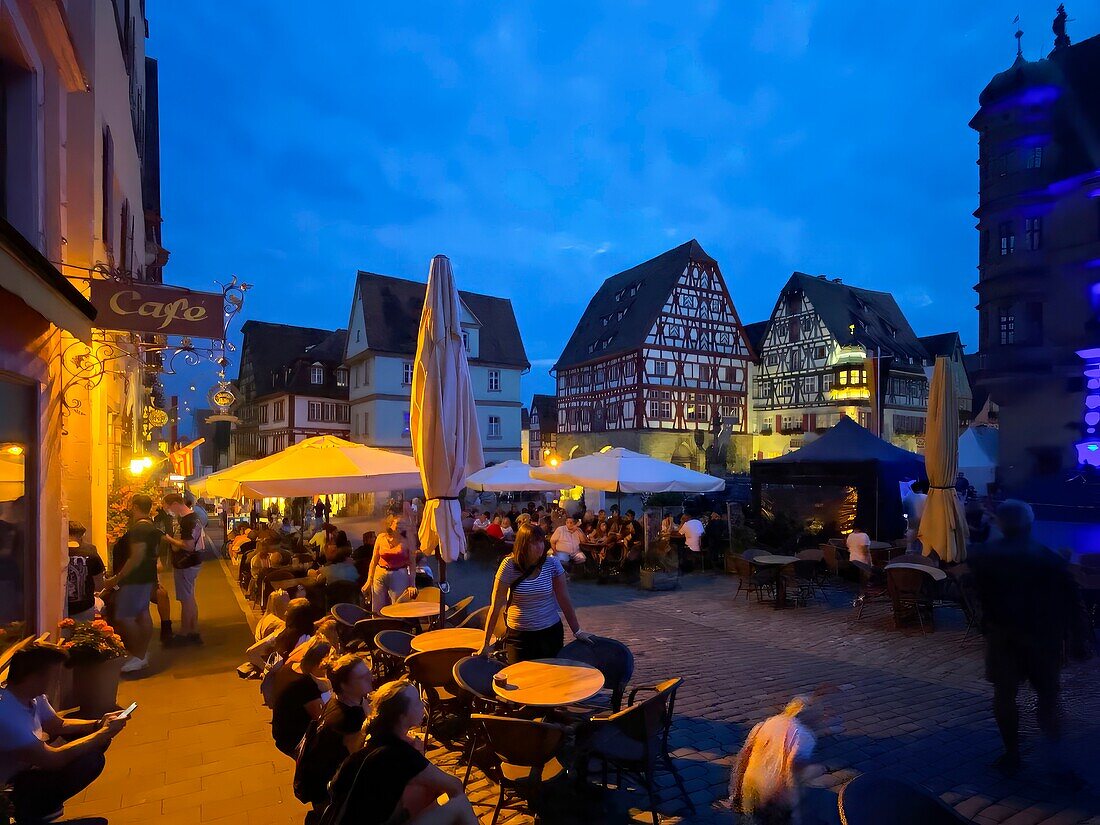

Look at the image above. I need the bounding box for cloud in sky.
[147,1,1100,422]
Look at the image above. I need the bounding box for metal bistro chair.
[453,656,507,787]
[371,629,414,680]
[445,596,475,627]
[838,774,969,824]
[469,714,567,825]
[458,605,491,630]
[557,635,635,715]
[406,647,470,749]
[350,617,411,658]
[851,560,889,620]
[729,555,773,603]
[575,677,694,825]
[886,566,938,633]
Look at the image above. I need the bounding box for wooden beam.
[31,0,89,92]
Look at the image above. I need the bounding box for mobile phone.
[116,702,138,720]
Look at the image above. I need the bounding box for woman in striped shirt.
[479,523,591,664]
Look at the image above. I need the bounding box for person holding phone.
[0,643,128,823]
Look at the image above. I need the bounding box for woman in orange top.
[365,515,416,613]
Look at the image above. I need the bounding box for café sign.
[90,281,224,338]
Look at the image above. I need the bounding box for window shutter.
[775,414,782,432]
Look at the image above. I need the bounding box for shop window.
[0,378,34,652]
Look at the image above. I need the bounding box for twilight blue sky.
[149,2,1100,434]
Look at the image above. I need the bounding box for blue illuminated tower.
[970,8,1100,502]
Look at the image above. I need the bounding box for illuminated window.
[999,222,1015,256]
[839,371,848,386]
[1025,146,1043,169]
[999,307,1015,345]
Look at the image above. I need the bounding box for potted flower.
[58,617,128,716]
[640,538,680,591]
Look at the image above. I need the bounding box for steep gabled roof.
[530,394,557,432]
[554,240,718,371]
[919,332,962,359]
[238,321,339,396]
[351,272,528,369]
[305,329,348,363]
[782,273,928,364]
[742,321,770,359]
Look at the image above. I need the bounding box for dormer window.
[310,363,324,385]
[629,281,641,296]
[615,289,626,302]
[336,368,348,387]
[461,330,470,352]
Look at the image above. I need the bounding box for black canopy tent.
[750,417,926,541]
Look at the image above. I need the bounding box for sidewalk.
[63,554,309,825]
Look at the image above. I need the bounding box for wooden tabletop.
[379,601,443,619]
[409,628,485,653]
[493,658,605,707]
[885,562,947,582]
[751,555,799,566]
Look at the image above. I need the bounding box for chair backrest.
[850,560,876,584]
[559,636,635,711]
[354,618,413,648]
[838,775,969,824]
[792,559,819,580]
[742,548,765,561]
[797,548,824,562]
[331,603,368,627]
[406,647,468,693]
[446,596,475,626]
[820,544,839,574]
[458,605,491,630]
[730,555,753,577]
[470,714,565,771]
[373,629,414,659]
[613,677,682,754]
[325,580,361,609]
[415,586,443,604]
[452,655,505,702]
[887,567,935,600]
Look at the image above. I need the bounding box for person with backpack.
[102,494,162,673]
[324,679,476,825]
[294,655,372,815]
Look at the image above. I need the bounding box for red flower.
[58,618,75,629]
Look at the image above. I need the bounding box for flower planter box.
[68,657,124,718]
[639,568,680,591]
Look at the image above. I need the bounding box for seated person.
[0,643,128,823]
[352,532,376,562]
[295,654,373,810]
[271,639,332,757]
[279,517,297,535]
[255,589,291,642]
[500,517,515,543]
[550,517,587,566]
[485,516,505,540]
[327,679,477,825]
[471,511,490,533]
[845,524,872,567]
[311,548,359,584]
[460,510,474,533]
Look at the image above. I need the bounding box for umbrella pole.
[437,551,447,627]
[325,494,331,529]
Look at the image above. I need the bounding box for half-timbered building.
[552,240,755,471]
[750,273,936,457]
[528,394,557,467]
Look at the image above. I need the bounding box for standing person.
[326,680,478,825]
[0,643,129,823]
[722,696,820,824]
[903,481,928,552]
[678,513,705,569]
[845,523,872,567]
[969,500,1091,778]
[479,523,591,664]
[955,472,972,500]
[162,493,204,646]
[65,521,105,621]
[365,515,416,613]
[101,494,160,673]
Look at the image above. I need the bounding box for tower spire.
[1015,20,1023,58]
[1053,4,1071,50]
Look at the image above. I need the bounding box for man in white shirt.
[472,510,490,532]
[678,513,705,553]
[903,481,928,552]
[845,524,872,566]
[550,517,587,566]
[0,643,127,822]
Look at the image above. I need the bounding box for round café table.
[884,562,947,582]
[379,601,443,620]
[750,555,799,609]
[493,658,604,707]
[409,628,485,653]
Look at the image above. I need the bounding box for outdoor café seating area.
[232,533,693,823]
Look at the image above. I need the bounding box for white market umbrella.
[530,447,724,493]
[411,255,484,623]
[918,357,968,562]
[466,460,562,493]
[190,459,260,500]
[229,435,422,498]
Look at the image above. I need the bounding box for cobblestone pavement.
[63,545,1100,824]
